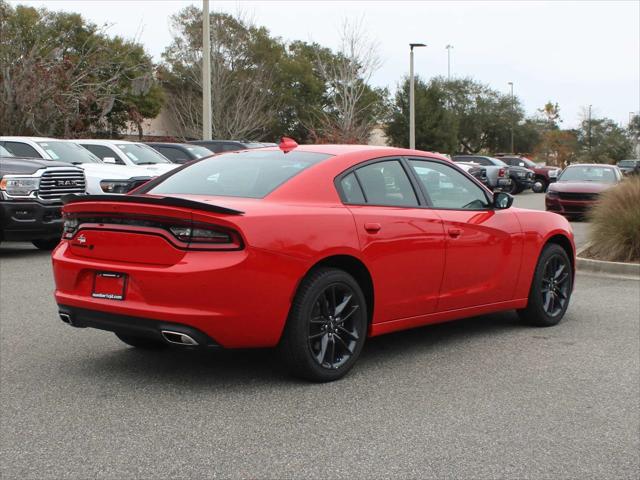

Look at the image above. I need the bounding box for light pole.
[508,82,514,153]
[202,0,212,140]
[445,44,453,81]
[409,43,426,150]
[588,104,592,152]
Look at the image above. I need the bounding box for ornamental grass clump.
[588,176,640,263]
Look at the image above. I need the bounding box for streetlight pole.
[445,44,453,81]
[508,82,514,153]
[409,43,426,150]
[202,0,212,140]
[587,105,591,152]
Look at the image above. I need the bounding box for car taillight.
[168,225,242,249]
[498,168,506,177]
[62,215,79,239]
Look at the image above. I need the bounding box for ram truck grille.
[38,170,86,201]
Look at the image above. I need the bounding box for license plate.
[92,272,127,300]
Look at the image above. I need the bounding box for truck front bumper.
[0,200,63,241]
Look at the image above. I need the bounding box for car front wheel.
[280,268,367,382]
[518,243,573,326]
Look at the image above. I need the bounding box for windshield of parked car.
[147,150,332,198]
[36,141,101,164]
[618,160,638,167]
[117,144,171,165]
[0,145,13,156]
[559,166,618,183]
[184,145,213,158]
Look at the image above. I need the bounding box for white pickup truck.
[76,139,178,176]
[0,137,157,195]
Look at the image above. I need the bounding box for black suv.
[1,155,85,249]
[145,142,214,164]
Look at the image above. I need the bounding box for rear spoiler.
[61,194,244,216]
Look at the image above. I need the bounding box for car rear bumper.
[57,305,220,347]
[52,241,306,348]
[0,200,63,241]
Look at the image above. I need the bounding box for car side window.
[354,160,418,207]
[156,146,188,162]
[409,159,490,210]
[340,172,365,203]
[82,144,125,164]
[4,142,41,158]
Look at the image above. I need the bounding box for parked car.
[145,142,213,164]
[455,162,489,187]
[617,159,640,176]
[187,140,276,153]
[455,155,534,194]
[1,154,85,249]
[453,155,512,191]
[53,143,575,382]
[545,164,623,218]
[77,140,179,175]
[0,137,152,195]
[497,155,561,192]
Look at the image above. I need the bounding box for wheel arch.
[544,233,575,278]
[300,254,375,328]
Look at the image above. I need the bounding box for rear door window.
[353,160,419,207]
[81,144,124,164]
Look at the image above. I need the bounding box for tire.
[517,243,573,327]
[32,239,60,250]
[507,180,520,195]
[536,178,549,193]
[279,268,368,382]
[115,332,168,350]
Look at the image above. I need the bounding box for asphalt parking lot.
[1,193,638,479]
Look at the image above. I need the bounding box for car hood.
[78,163,158,179]
[133,163,179,174]
[0,157,74,175]
[549,181,614,193]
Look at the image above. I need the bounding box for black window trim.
[335,155,494,211]
[334,156,425,208]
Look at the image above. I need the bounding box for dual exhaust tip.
[58,312,199,346]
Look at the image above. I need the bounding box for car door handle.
[448,227,462,238]
[364,223,382,233]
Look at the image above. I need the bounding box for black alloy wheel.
[518,243,573,326]
[540,254,571,317]
[308,283,362,370]
[280,268,367,382]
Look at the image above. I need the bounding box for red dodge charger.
[52,143,575,381]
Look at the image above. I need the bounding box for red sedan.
[545,164,623,218]
[52,143,575,382]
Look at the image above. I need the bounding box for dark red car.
[52,144,575,382]
[545,163,623,218]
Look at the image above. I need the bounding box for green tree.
[577,118,633,163]
[0,1,162,137]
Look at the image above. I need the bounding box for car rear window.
[147,150,332,198]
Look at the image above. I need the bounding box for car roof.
[566,163,617,168]
[75,139,140,145]
[0,136,58,142]
[145,142,189,148]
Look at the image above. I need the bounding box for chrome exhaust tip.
[161,330,199,346]
[59,312,72,325]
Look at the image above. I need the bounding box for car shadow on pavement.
[0,245,50,258]
[70,311,523,389]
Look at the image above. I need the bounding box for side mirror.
[103,157,117,164]
[493,191,513,209]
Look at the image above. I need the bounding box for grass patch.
[587,176,640,263]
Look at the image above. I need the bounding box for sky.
[12,0,640,129]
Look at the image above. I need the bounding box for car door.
[339,158,446,322]
[406,158,523,311]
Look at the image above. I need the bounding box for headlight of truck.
[548,169,559,178]
[0,177,39,196]
[100,180,134,194]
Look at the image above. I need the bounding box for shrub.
[588,176,640,262]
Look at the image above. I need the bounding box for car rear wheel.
[533,178,548,193]
[518,243,573,327]
[507,181,521,195]
[280,268,367,382]
[32,239,60,250]
[115,333,168,350]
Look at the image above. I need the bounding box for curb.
[576,243,640,279]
